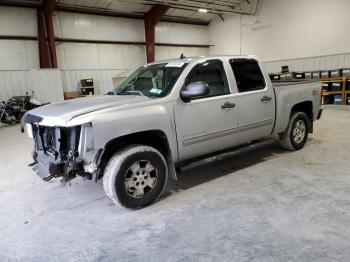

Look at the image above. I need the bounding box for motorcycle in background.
[1,91,47,126]
[0,101,17,124]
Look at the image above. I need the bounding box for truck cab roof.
[149,55,261,66]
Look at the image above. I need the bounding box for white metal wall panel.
[0,8,209,100]
[54,12,145,42]
[239,0,350,61]
[0,40,39,70]
[123,45,146,68]
[155,46,209,61]
[208,14,241,56]
[0,6,37,36]
[209,0,350,62]
[156,22,209,45]
[98,44,126,69]
[96,44,146,69]
[0,71,29,100]
[0,70,64,103]
[0,7,211,47]
[29,70,64,103]
[56,43,146,70]
[56,43,101,70]
[0,7,39,70]
[60,69,127,95]
[265,53,350,73]
[0,8,208,72]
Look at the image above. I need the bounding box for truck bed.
[273,79,320,87]
[272,80,322,135]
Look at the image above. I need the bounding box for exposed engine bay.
[30,124,96,183]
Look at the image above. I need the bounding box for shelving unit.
[320,77,349,105]
[345,79,350,104]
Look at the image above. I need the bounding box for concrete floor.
[1,106,350,262]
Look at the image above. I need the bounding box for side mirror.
[181,82,209,102]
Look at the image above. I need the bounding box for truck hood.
[25,95,150,126]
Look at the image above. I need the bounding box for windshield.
[115,62,187,98]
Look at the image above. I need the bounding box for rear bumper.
[317,109,323,120]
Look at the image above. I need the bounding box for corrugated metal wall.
[265,53,350,73]
[0,71,30,100]
[155,46,209,61]
[60,69,127,95]
[0,7,210,102]
[0,69,132,101]
[0,70,64,103]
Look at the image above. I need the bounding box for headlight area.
[26,123,33,138]
[78,123,98,178]
[31,123,97,183]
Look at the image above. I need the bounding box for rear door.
[229,59,275,143]
[174,59,239,161]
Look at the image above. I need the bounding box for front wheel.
[280,112,310,151]
[103,145,168,209]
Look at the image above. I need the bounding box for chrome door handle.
[221,102,236,110]
[261,95,272,103]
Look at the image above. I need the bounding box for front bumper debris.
[31,151,55,181]
[31,149,94,183]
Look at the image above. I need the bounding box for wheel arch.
[96,130,175,180]
[290,101,313,133]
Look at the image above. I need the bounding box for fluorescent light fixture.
[198,8,208,13]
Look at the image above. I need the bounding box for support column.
[43,0,58,68]
[37,7,50,68]
[144,4,169,63]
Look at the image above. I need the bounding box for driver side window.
[186,60,230,99]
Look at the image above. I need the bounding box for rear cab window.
[229,59,266,93]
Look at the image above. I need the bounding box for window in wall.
[185,59,230,99]
[229,59,266,93]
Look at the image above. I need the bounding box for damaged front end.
[28,122,97,183]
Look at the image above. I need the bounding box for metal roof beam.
[143,0,253,15]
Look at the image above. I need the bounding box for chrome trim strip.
[239,119,274,132]
[183,127,239,146]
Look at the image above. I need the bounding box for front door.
[229,58,275,143]
[174,59,239,161]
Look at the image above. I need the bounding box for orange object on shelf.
[64,91,81,100]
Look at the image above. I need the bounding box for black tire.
[103,145,168,209]
[280,112,310,151]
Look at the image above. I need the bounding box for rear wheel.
[103,145,168,209]
[280,112,310,150]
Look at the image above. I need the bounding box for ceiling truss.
[0,0,259,24]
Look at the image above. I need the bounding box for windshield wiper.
[117,90,145,96]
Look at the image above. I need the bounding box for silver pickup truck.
[24,55,322,208]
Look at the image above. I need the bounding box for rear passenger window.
[186,59,230,98]
[230,59,266,93]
